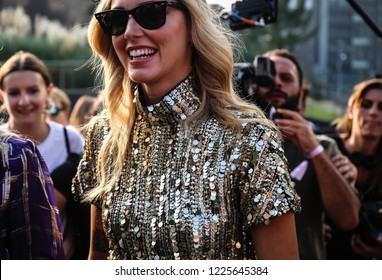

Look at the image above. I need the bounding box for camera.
[357,200,382,247]
[221,0,278,31]
[234,55,276,100]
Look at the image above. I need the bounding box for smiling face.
[0,70,51,128]
[349,88,382,141]
[110,0,192,104]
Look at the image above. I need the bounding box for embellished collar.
[134,75,201,125]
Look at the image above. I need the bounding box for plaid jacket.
[0,134,65,259]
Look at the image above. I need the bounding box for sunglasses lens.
[134,3,166,30]
[95,2,169,35]
[360,100,372,109]
[96,10,127,36]
[110,11,129,35]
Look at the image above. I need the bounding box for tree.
[233,0,318,62]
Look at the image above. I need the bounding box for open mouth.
[129,48,157,60]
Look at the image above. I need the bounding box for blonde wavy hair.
[333,78,382,137]
[87,0,275,200]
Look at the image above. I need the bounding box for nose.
[369,103,379,115]
[18,92,30,106]
[123,15,142,38]
[273,74,282,89]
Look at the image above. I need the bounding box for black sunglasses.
[95,1,185,36]
[360,99,382,112]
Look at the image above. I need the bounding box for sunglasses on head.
[360,99,382,111]
[95,1,185,36]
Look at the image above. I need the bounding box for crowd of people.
[0,0,381,260]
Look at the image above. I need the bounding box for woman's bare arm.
[88,204,109,260]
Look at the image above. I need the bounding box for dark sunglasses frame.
[95,1,185,36]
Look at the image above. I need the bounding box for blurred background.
[1,0,381,123]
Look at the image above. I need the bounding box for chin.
[268,101,284,108]
[362,133,382,141]
[128,70,154,84]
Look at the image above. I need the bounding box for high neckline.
[134,75,201,125]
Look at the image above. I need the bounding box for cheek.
[31,94,50,109]
[112,38,127,65]
[3,97,16,108]
[353,112,364,125]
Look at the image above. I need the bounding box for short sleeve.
[241,129,301,231]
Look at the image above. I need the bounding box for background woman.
[69,94,97,135]
[327,78,382,259]
[0,51,85,259]
[46,86,72,126]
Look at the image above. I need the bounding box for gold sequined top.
[72,76,301,260]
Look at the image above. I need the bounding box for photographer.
[251,49,360,259]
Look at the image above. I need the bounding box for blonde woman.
[73,0,301,260]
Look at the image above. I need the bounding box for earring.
[45,98,59,116]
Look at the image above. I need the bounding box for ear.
[297,87,306,115]
[0,90,4,102]
[347,104,353,119]
[47,83,54,97]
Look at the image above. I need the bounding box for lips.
[364,120,380,130]
[265,90,288,103]
[16,107,34,115]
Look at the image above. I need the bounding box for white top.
[0,121,84,172]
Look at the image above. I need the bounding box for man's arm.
[275,109,360,231]
[310,150,360,230]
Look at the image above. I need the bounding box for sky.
[207,0,235,9]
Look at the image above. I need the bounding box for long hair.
[87,0,275,200]
[69,95,96,132]
[333,78,382,137]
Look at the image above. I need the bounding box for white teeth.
[129,48,155,58]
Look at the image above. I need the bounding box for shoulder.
[86,116,110,142]
[79,117,109,160]
[48,121,84,145]
[47,121,82,140]
[64,124,85,142]
[1,134,37,158]
[237,116,283,149]
[0,135,43,210]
